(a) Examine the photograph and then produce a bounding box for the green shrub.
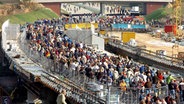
[145,8,168,21]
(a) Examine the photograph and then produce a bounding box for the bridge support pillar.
[41,3,61,16]
[146,2,166,14]
[100,3,105,14]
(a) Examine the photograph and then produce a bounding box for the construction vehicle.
[164,0,183,41]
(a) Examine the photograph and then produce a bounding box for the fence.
[40,71,105,104]
[16,27,171,104]
[97,85,168,104]
[108,39,184,69]
[17,29,106,104]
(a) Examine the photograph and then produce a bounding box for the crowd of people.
[25,17,184,104]
[56,14,147,31]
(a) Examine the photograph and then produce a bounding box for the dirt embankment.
[0,2,44,16]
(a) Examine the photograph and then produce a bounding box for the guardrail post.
[166,85,168,97]
[130,89,132,104]
[83,74,86,88]
[106,87,110,104]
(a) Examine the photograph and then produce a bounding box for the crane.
[173,0,182,28]
[169,0,183,62]
[172,0,182,38]
[165,0,182,38]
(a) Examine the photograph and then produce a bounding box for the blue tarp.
[113,24,128,29]
[113,24,146,29]
[131,24,146,29]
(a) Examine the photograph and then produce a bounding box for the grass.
[0,8,59,28]
[146,1,184,21]
[145,7,171,21]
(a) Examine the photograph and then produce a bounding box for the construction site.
[101,0,184,63]
[0,0,184,104]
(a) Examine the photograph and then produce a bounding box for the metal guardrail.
[91,85,168,104]
[108,39,184,69]
[17,29,106,104]
[119,85,168,104]
[40,71,105,104]
[16,28,171,104]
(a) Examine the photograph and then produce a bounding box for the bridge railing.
[17,28,106,104]
[108,39,184,69]
[18,28,171,104]
[88,85,168,104]
[40,71,105,104]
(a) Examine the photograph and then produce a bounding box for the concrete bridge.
[32,0,172,16]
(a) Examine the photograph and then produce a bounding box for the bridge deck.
[5,40,44,79]
[3,34,106,104]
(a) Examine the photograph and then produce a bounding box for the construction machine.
[165,0,183,40]
[164,0,184,62]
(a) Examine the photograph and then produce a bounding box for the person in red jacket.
[157,72,164,82]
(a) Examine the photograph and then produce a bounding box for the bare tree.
[20,0,32,8]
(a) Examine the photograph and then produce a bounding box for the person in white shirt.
[127,69,133,78]
[56,89,67,104]
[70,47,75,53]
[69,61,78,71]
[161,98,167,104]
[92,63,99,72]
[79,42,83,49]
[113,70,119,81]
